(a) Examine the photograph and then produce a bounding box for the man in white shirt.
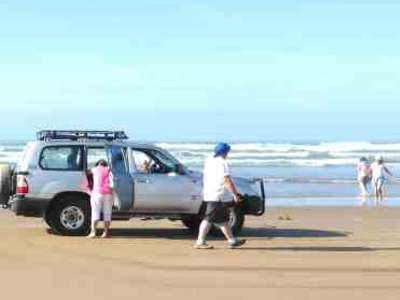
[195,143,246,249]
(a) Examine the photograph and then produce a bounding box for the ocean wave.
[159,141,400,167]
[264,177,357,184]
[2,141,400,167]
[158,141,400,153]
[177,157,360,167]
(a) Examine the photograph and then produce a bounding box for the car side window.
[40,146,83,171]
[149,150,177,174]
[132,148,179,174]
[131,150,153,174]
[87,147,108,169]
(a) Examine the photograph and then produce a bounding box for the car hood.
[187,169,261,198]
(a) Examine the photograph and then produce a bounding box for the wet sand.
[1,207,400,300]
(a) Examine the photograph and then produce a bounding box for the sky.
[1,0,400,141]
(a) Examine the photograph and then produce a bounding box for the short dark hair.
[95,159,108,167]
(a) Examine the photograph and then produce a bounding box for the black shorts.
[204,202,230,224]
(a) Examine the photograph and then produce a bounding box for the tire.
[211,207,245,236]
[182,215,202,232]
[183,207,245,236]
[0,164,11,207]
[48,195,91,236]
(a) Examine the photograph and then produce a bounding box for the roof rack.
[37,130,129,141]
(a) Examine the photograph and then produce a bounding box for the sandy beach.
[0,206,399,300]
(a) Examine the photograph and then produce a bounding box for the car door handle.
[136,178,151,184]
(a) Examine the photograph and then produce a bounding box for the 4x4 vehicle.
[0,130,265,236]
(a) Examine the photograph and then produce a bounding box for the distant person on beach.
[357,157,372,197]
[371,156,393,202]
[194,143,246,249]
[88,159,114,238]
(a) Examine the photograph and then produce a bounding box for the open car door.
[106,145,134,211]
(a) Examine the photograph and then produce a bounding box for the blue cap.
[214,143,231,157]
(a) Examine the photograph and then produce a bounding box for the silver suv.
[0,130,265,236]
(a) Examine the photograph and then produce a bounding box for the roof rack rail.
[37,130,129,141]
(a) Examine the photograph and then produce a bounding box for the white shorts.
[90,193,113,222]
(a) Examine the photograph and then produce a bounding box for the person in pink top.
[88,159,114,238]
[357,157,372,198]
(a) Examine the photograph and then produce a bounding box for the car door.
[105,145,134,211]
[131,148,201,213]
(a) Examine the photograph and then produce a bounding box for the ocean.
[2,140,400,206]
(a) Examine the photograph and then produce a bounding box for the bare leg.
[196,219,212,245]
[219,223,235,242]
[101,221,111,238]
[359,181,368,197]
[220,223,246,248]
[88,220,98,238]
[377,185,384,203]
[359,181,368,206]
[374,179,384,203]
[374,183,379,203]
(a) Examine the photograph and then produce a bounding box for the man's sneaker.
[194,242,214,250]
[228,239,246,249]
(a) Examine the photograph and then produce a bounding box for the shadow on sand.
[108,226,349,240]
[236,246,400,252]
[106,228,400,253]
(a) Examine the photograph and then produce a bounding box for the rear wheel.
[0,164,11,207]
[48,195,91,236]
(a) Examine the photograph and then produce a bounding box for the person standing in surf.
[357,157,372,198]
[371,156,393,202]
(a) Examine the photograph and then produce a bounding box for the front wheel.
[47,195,91,236]
[182,215,202,232]
[182,207,245,236]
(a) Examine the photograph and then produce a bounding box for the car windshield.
[149,150,177,171]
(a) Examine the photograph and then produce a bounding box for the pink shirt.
[91,165,112,195]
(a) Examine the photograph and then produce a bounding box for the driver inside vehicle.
[132,149,183,175]
[139,160,150,173]
[137,159,163,174]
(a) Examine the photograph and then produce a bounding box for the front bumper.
[10,196,49,217]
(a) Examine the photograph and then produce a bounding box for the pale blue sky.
[1,1,400,141]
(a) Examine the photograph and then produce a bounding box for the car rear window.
[40,146,83,171]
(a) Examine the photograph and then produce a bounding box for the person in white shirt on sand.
[194,143,246,250]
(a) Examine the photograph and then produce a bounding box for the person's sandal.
[101,232,110,239]
[194,243,214,250]
[228,239,246,249]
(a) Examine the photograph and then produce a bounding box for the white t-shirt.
[203,156,230,202]
[371,162,386,180]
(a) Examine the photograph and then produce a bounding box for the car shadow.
[241,227,349,238]
[108,226,349,240]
